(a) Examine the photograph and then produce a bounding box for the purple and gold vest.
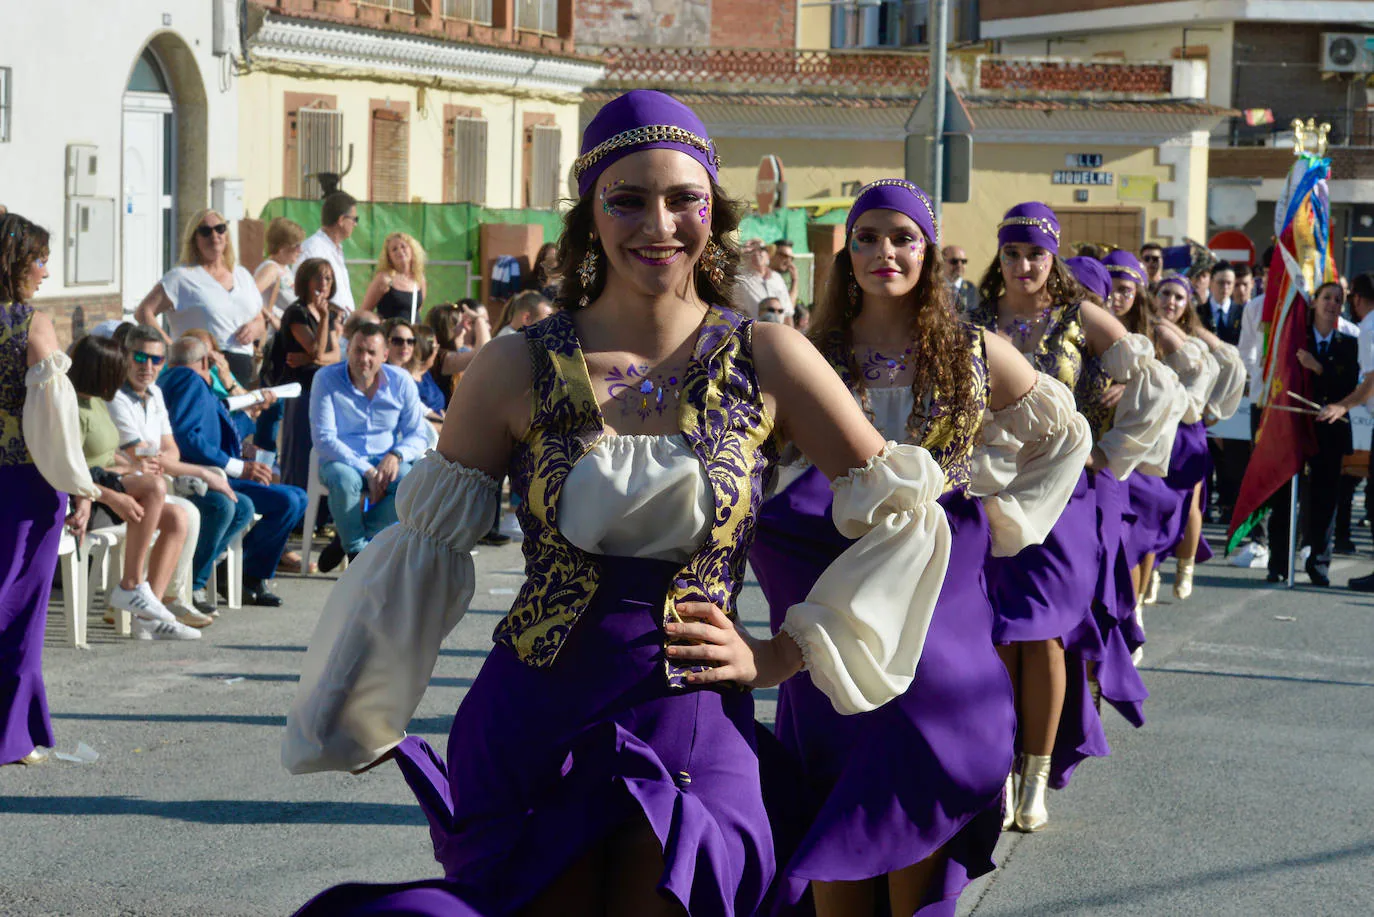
[497,307,779,685]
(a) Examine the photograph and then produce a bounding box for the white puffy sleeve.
[969,373,1092,556]
[1206,341,1247,421]
[779,442,951,715]
[1165,338,1220,425]
[1096,334,1188,479]
[283,452,499,774]
[22,352,100,500]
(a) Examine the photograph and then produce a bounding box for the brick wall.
[34,293,124,350]
[576,0,711,49]
[708,0,794,49]
[1234,22,1371,144]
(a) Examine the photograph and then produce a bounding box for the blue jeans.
[320,459,412,555]
[185,489,255,590]
[228,479,309,580]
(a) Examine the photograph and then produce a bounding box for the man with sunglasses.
[297,191,359,316]
[942,244,977,313]
[1140,243,1165,286]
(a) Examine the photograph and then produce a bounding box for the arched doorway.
[122,48,175,314]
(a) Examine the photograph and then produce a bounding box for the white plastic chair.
[207,513,261,610]
[85,525,130,636]
[56,531,87,648]
[300,449,328,577]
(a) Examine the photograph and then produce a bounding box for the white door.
[121,98,172,314]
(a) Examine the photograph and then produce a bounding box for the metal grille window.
[441,0,493,23]
[452,116,488,204]
[515,0,559,34]
[528,125,561,210]
[299,108,344,200]
[0,68,10,142]
[358,0,415,10]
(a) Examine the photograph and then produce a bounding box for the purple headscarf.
[844,179,939,245]
[997,202,1061,254]
[573,90,720,197]
[1101,249,1147,287]
[1156,273,1192,297]
[1065,256,1111,301]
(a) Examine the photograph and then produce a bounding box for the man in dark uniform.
[1269,282,1360,586]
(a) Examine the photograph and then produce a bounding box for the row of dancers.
[281,90,1244,916]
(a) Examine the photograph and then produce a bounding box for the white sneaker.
[109,582,175,624]
[1250,544,1271,569]
[131,616,203,641]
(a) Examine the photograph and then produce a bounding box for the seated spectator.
[735,237,792,321]
[407,325,447,424]
[757,296,787,324]
[494,290,553,338]
[427,300,490,399]
[178,329,278,440]
[160,336,309,607]
[528,242,562,300]
[383,317,416,368]
[277,257,344,490]
[770,238,799,301]
[342,309,382,351]
[309,322,427,570]
[108,326,248,617]
[68,335,202,638]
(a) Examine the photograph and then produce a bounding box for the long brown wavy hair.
[0,213,50,304]
[554,177,744,312]
[1114,282,1168,357]
[975,252,1087,313]
[809,244,978,443]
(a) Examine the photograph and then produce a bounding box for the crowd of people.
[2,86,1367,915]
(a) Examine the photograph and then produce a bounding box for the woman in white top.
[286,91,957,917]
[254,217,305,328]
[359,232,426,322]
[134,209,265,387]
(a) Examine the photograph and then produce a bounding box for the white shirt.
[160,265,262,356]
[1357,311,1374,378]
[108,383,173,450]
[297,229,355,315]
[1237,295,1265,395]
[734,270,792,320]
[1339,316,1360,338]
[1209,297,1233,329]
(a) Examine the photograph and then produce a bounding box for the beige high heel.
[1174,557,1195,600]
[1014,753,1052,832]
[1003,768,1017,830]
[1143,568,1161,605]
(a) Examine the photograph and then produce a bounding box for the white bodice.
[558,434,711,563]
[866,385,916,444]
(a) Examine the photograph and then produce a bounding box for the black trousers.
[1268,446,1345,577]
[1335,473,1360,543]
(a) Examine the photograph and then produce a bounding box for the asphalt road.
[4,523,1372,916]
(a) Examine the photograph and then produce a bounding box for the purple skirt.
[0,464,65,765]
[749,467,1015,916]
[1161,420,1215,564]
[1089,470,1148,729]
[984,470,1110,788]
[294,554,773,917]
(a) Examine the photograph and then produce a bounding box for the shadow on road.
[2,795,427,826]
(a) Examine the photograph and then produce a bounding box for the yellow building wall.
[796,0,832,50]
[237,70,581,217]
[713,136,904,205]
[999,22,1235,107]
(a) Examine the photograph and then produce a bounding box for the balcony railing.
[441,0,492,24]
[599,46,930,93]
[1227,108,1374,149]
[358,0,415,11]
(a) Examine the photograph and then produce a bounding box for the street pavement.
[4,522,1373,916]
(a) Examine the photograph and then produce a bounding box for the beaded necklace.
[999,306,1053,349]
[858,344,915,384]
[604,363,682,420]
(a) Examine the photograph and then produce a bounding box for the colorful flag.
[1226,152,1336,551]
[1244,108,1276,127]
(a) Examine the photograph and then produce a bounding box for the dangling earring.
[577,233,599,309]
[846,278,861,319]
[698,238,726,286]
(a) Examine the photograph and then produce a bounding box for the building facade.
[0,1,242,340]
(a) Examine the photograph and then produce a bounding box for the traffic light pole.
[928,0,949,227]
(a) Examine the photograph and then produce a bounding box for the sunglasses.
[389,336,415,346]
[131,351,165,366]
[195,223,229,239]
[946,258,967,265]
[1142,255,1162,263]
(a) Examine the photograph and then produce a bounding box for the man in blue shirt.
[160,336,309,607]
[310,321,428,567]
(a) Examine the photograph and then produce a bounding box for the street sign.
[1208,229,1257,265]
[907,75,975,136]
[904,133,971,204]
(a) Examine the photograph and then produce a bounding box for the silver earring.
[577,233,599,309]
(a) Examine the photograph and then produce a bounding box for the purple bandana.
[1066,256,1111,301]
[1102,249,1147,286]
[1156,274,1192,297]
[573,90,720,197]
[845,179,939,245]
[997,202,1061,254]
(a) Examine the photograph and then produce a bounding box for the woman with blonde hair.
[134,209,265,387]
[254,217,306,329]
[361,232,426,322]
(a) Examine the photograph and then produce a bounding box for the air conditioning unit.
[1321,33,1374,73]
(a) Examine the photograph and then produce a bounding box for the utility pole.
[928,0,949,226]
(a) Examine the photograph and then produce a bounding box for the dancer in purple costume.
[968,207,1185,832]
[285,92,959,917]
[749,180,1088,916]
[0,213,100,766]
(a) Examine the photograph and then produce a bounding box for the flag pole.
[1287,472,1299,589]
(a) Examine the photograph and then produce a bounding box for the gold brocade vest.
[971,298,1113,440]
[496,307,779,685]
[823,322,989,492]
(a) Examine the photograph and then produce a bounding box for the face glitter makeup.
[600,179,628,218]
